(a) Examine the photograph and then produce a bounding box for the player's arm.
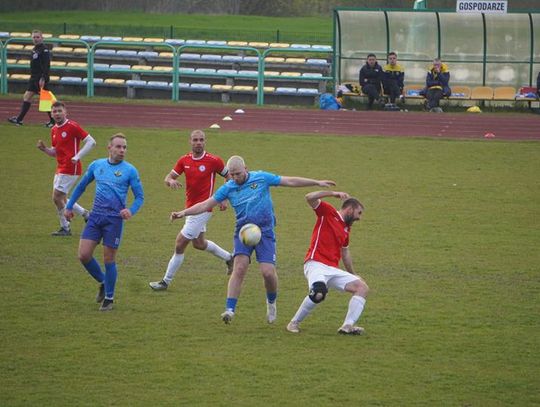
[341,247,356,275]
[164,170,182,189]
[36,140,56,157]
[65,166,95,220]
[71,135,96,164]
[170,197,219,221]
[279,176,336,188]
[305,190,350,209]
[121,171,145,220]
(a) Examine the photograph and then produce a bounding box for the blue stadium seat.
[306,58,328,65]
[102,36,122,41]
[217,69,238,75]
[195,68,217,74]
[275,87,297,94]
[222,55,244,63]
[95,49,116,56]
[290,44,311,49]
[80,35,101,42]
[94,63,110,71]
[138,51,159,58]
[297,88,319,95]
[179,67,196,73]
[117,50,138,57]
[238,70,258,76]
[109,64,131,70]
[207,40,227,46]
[60,76,83,84]
[185,39,206,45]
[190,83,212,91]
[147,81,170,88]
[201,54,222,62]
[180,53,201,60]
[126,80,147,87]
[311,45,332,51]
[82,78,104,84]
[165,39,185,46]
[243,56,258,63]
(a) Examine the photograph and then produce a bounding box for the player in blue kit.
[170,155,335,325]
[65,133,144,311]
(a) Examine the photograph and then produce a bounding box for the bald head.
[227,155,248,185]
[189,129,206,157]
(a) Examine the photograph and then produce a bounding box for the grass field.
[0,11,332,43]
[0,123,539,406]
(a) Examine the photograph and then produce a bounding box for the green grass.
[0,11,332,43]
[0,124,539,406]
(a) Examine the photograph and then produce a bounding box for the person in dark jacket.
[382,52,405,105]
[422,58,451,112]
[8,29,54,127]
[359,54,383,110]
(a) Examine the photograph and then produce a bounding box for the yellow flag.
[39,89,57,112]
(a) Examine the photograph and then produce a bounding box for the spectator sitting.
[421,58,451,112]
[359,53,383,110]
[382,52,405,106]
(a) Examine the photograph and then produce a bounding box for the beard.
[343,214,355,226]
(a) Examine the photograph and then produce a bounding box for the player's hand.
[218,202,228,211]
[170,211,185,222]
[333,191,350,200]
[71,156,79,164]
[318,180,336,188]
[37,140,46,150]
[120,208,132,220]
[64,209,74,221]
[39,78,45,89]
[166,179,182,190]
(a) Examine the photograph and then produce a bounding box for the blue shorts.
[233,229,276,264]
[81,213,124,249]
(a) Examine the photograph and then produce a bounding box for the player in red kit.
[286,190,369,335]
[149,129,233,291]
[37,101,96,236]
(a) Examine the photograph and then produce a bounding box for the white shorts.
[180,212,213,240]
[53,174,79,194]
[304,260,359,292]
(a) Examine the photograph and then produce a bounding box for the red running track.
[0,99,538,140]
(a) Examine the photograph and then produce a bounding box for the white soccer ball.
[239,223,262,247]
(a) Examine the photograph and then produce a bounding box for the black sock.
[17,101,31,122]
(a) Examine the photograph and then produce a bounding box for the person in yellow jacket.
[421,58,451,112]
[382,52,405,105]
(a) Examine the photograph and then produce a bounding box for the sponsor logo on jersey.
[114,171,122,177]
[199,165,206,172]
[250,183,258,189]
[61,131,67,138]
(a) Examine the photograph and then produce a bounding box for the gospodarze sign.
[456,0,508,13]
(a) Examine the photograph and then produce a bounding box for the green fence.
[333,8,540,88]
[1,38,333,105]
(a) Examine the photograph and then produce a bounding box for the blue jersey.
[67,158,144,218]
[213,170,281,233]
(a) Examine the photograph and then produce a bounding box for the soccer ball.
[239,223,262,247]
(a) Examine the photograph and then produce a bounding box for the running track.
[1,99,538,140]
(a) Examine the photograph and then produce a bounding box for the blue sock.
[82,258,104,283]
[104,262,117,300]
[225,297,238,312]
[267,292,277,304]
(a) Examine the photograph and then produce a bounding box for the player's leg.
[8,88,35,125]
[192,231,233,274]
[338,275,369,335]
[51,177,71,235]
[149,230,191,291]
[287,261,328,333]
[221,254,249,323]
[98,217,124,311]
[78,213,106,303]
[255,233,278,323]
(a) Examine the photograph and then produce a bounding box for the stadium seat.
[72,48,88,54]
[275,87,297,94]
[297,88,319,95]
[67,62,88,68]
[104,78,126,85]
[302,72,323,78]
[9,74,30,80]
[53,46,74,53]
[82,77,103,84]
[7,58,18,64]
[285,57,306,64]
[180,53,201,60]
[94,63,110,70]
[116,50,138,57]
[515,86,538,100]
[255,86,276,93]
[110,64,131,70]
[238,70,258,76]
[281,72,302,77]
[60,76,82,84]
[179,67,195,73]
[471,86,494,100]
[126,79,147,87]
[450,86,472,99]
[122,37,143,42]
[201,54,222,61]
[80,35,101,42]
[23,45,34,51]
[264,71,281,76]
[95,49,116,56]
[138,51,159,58]
[147,81,170,88]
[190,83,212,91]
[265,57,285,63]
[0,32,10,38]
[49,75,60,82]
[212,84,233,91]
[195,68,217,74]
[58,34,80,40]
[10,32,31,37]
[51,61,67,67]
[179,82,190,89]
[311,45,332,51]
[306,58,328,65]
[243,56,259,63]
[102,36,122,41]
[207,40,227,46]
[6,44,24,50]
[221,55,244,63]
[290,44,311,49]
[248,42,269,48]
[216,69,238,75]
[493,86,516,100]
[185,39,206,45]
[153,66,173,72]
[269,43,290,48]
[164,39,185,46]
[159,52,174,58]
[144,37,164,43]
[132,65,153,71]
[232,85,254,91]
[227,41,248,46]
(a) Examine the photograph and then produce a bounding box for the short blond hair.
[226,155,245,170]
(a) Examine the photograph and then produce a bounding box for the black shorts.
[27,77,49,93]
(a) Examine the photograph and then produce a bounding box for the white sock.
[57,207,70,229]
[205,240,232,261]
[72,203,87,216]
[343,295,366,326]
[163,253,184,285]
[291,296,318,323]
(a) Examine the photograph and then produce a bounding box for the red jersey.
[304,201,351,268]
[51,119,89,175]
[172,151,226,208]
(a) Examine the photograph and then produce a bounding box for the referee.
[8,29,54,127]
